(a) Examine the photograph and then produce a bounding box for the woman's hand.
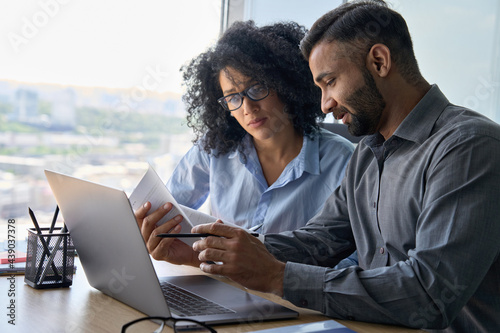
[135,202,201,267]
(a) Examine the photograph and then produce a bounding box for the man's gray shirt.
[265,85,500,332]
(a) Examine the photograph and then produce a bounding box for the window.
[390,0,500,123]
[222,0,343,30]
[0,0,220,243]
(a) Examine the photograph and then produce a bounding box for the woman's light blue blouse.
[166,128,354,233]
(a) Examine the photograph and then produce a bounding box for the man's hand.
[135,202,201,267]
[192,222,285,296]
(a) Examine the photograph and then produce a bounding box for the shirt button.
[379,247,385,254]
[300,299,308,307]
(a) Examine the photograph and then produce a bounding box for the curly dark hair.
[180,20,325,156]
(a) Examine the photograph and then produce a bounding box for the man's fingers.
[197,246,227,262]
[199,262,224,275]
[193,234,228,252]
[192,220,244,239]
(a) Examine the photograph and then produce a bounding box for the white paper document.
[128,165,218,245]
[128,165,259,245]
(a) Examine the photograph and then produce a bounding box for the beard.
[342,69,386,136]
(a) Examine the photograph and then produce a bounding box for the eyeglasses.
[121,316,217,333]
[217,83,269,111]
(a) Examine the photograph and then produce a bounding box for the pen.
[48,205,59,234]
[28,208,61,280]
[157,232,260,238]
[28,207,43,235]
[249,223,263,232]
[42,205,59,265]
[38,224,68,284]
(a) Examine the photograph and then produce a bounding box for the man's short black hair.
[300,0,423,85]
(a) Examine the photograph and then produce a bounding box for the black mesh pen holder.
[25,227,75,289]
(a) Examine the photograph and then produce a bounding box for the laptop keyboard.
[160,281,235,317]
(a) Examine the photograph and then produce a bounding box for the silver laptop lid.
[44,169,171,317]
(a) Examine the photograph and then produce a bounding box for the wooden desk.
[1,258,422,333]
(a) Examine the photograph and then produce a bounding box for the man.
[136,1,500,332]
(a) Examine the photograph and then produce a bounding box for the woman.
[165,20,354,234]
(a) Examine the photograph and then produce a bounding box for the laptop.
[44,169,298,325]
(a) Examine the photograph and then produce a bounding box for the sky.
[0,0,221,94]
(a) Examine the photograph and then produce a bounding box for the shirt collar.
[364,84,450,147]
[226,135,251,161]
[393,84,450,145]
[302,132,320,175]
[231,132,320,177]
